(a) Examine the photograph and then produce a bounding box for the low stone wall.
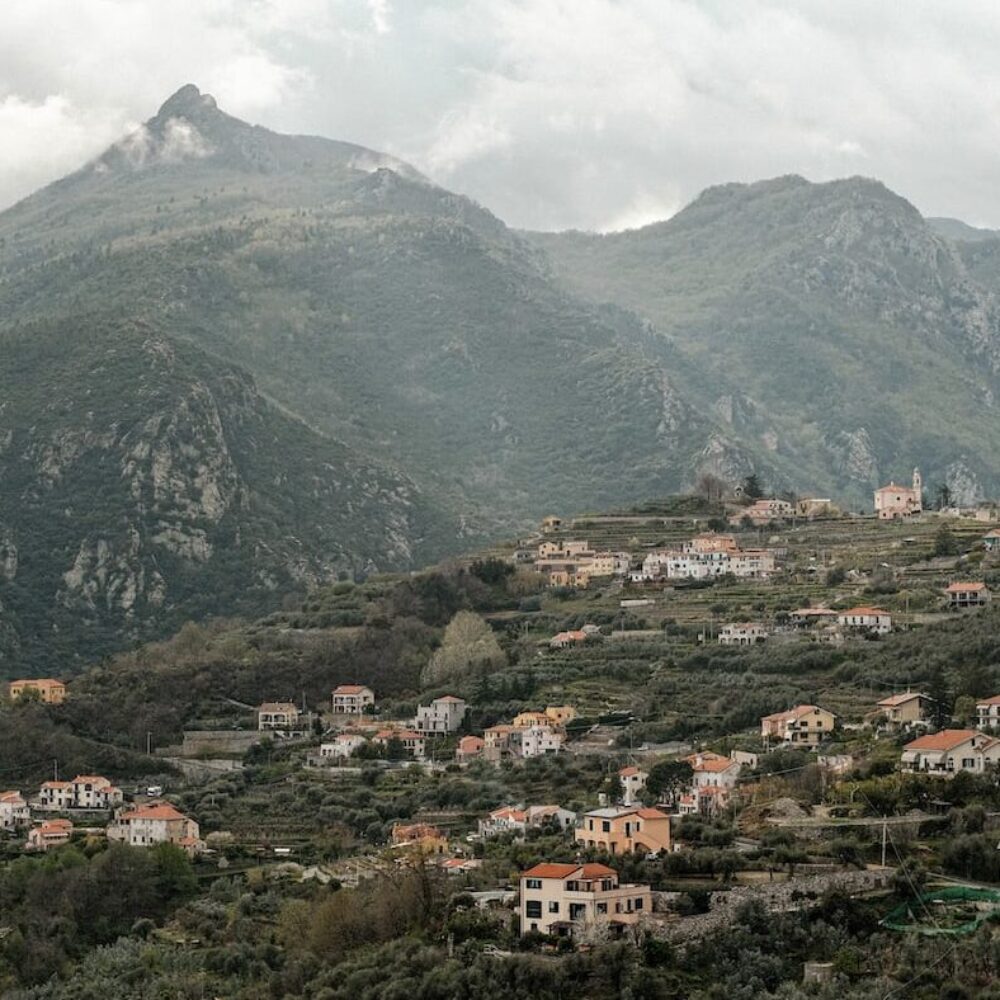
[162,757,245,782]
[654,868,890,943]
[176,730,263,757]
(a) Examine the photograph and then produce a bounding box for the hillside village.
[6,479,1000,993]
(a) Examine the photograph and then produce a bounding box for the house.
[373,729,426,760]
[455,735,484,763]
[513,710,550,728]
[946,582,991,609]
[38,774,123,811]
[877,692,932,727]
[9,678,66,704]
[686,752,741,789]
[976,696,1000,728]
[545,705,578,727]
[26,818,72,851]
[479,806,528,838]
[796,498,838,519]
[331,685,375,715]
[537,539,593,560]
[519,862,652,937]
[575,806,671,855]
[618,766,647,806]
[983,529,1000,552]
[730,498,793,526]
[519,725,565,758]
[541,515,563,533]
[319,734,366,760]
[719,622,768,646]
[483,724,520,763]
[441,857,482,875]
[107,802,201,852]
[837,607,892,635]
[788,608,839,627]
[761,705,836,747]
[391,822,447,855]
[678,785,732,816]
[413,695,467,735]
[874,469,923,520]
[257,702,300,731]
[549,630,589,649]
[526,805,577,830]
[0,791,30,830]
[900,730,992,776]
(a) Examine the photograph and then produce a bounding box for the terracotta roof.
[458,736,484,750]
[71,775,112,785]
[839,607,890,617]
[0,790,24,802]
[688,755,736,773]
[11,678,64,688]
[41,781,72,789]
[333,684,371,695]
[946,582,989,593]
[491,807,527,822]
[38,819,73,832]
[634,807,670,820]
[619,766,642,777]
[434,695,465,703]
[121,803,187,821]
[904,729,980,752]
[522,862,580,879]
[259,702,298,714]
[977,696,1000,707]
[762,704,826,723]
[878,692,927,707]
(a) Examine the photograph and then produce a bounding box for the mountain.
[529,175,1000,505]
[927,217,1000,243]
[0,317,450,673]
[0,85,746,670]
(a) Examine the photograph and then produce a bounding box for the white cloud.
[3,1,1000,229]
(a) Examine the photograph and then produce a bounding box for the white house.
[519,725,565,758]
[977,696,1000,729]
[837,607,892,635]
[319,734,366,760]
[719,622,768,646]
[413,695,467,735]
[37,775,123,811]
[900,730,995,776]
[618,766,647,805]
[686,752,741,789]
[107,802,201,853]
[0,791,30,830]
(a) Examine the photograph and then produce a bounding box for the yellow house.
[513,711,550,728]
[391,822,448,856]
[575,806,671,855]
[9,679,66,704]
[761,705,836,747]
[876,692,932,726]
[519,862,652,937]
[545,705,577,727]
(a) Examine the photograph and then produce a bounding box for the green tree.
[934,525,960,557]
[741,473,764,502]
[927,667,951,727]
[421,611,506,687]
[644,760,694,802]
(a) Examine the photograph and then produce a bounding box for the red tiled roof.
[122,804,187,821]
[619,766,642,777]
[904,729,980,752]
[687,755,736,773]
[259,702,298,713]
[977,695,1000,707]
[522,862,580,879]
[435,695,465,703]
[878,692,926,707]
[839,607,890,617]
[333,684,371,694]
[946,582,989,593]
[634,808,669,820]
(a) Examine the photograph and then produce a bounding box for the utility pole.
[881,818,888,868]
[146,731,152,755]
[53,758,58,782]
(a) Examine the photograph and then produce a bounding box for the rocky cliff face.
[0,321,446,673]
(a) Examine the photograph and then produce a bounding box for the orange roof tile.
[978,695,1000,707]
[688,755,736,773]
[121,804,187,821]
[619,766,642,777]
[634,808,670,820]
[839,607,890,617]
[522,862,581,879]
[904,729,980,752]
[878,692,927,707]
[946,582,989,593]
[333,684,371,694]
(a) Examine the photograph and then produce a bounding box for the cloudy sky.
[3,0,1000,231]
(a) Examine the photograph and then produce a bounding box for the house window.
[525,901,542,919]
[597,902,607,914]
[634,897,644,910]
[548,901,559,913]
[525,878,542,889]
[602,821,611,832]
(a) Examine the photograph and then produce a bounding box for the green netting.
[882,886,1000,936]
